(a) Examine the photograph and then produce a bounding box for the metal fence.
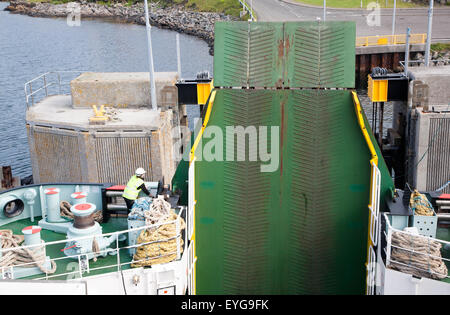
[356,33,427,47]
[24,71,87,108]
[238,0,256,21]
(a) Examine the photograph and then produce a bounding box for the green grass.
[149,0,244,17]
[294,0,425,8]
[431,42,450,52]
[25,0,245,17]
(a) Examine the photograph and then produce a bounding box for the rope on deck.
[0,230,57,274]
[389,231,448,280]
[60,201,103,222]
[131,196,185,268]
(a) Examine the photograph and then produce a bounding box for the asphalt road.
[251,0,450,41]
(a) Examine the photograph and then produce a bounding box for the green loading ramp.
[191,21,394,294]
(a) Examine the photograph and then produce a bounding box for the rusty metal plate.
[284,21,356,88]
[213,22,284,88]
[214,21,355,88]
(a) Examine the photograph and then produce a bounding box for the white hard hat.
[135,168,146,176]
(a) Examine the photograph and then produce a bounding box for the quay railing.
[238,0,256,21]
[383,213,450,283]
[24,71,87,108]
[400,59,450,68]
[356,33,427,47]
[0,207,186,281]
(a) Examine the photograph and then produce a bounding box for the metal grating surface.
[285,22,355,88]
[248,23,283,87]
[213,21,355,88]
[214,22,283,88]
[95,136,152,185]
[285,90,340,293]
[194,22,392,294]
[426,118,450,194]
[214,22,248,87]
[32,128,82,183]
[222,90,273,293]
[194,89,384,294]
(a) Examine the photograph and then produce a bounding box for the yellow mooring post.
[89,105,108,125]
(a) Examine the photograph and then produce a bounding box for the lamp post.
[144,0,157,110]
[392,0,397,35]
[424,0,434,67]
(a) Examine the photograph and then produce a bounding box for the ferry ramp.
[189,21,395,294]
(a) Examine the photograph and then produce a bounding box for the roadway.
[250,0,450,42]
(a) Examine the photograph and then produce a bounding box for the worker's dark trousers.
[123,197,135,212]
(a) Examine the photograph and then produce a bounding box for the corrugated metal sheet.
[29,125,158,185]
[94,135,153,185]
[32,127,82,183]
[426,118,450,194]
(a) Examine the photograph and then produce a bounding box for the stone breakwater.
[5,1,237,54]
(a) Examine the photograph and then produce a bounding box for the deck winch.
[63,203,116,260]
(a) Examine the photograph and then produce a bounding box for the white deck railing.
[366,161,381,295]
[0,207,186,281]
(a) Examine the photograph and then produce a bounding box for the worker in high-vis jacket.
[122,168,151,211]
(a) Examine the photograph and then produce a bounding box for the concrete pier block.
[26,71,184,186]
[70,72,179,108]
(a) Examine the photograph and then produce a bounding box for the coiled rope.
[60,201,103,222]
[390,231,448,280]
[0,230,56,274]
[410,190,434,216]
[131,197,185,267]
[143,196,172,227]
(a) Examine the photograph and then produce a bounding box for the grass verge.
[25,0,246,17]
[293,0,426,9]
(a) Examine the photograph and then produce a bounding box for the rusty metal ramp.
[213,21,356,88]
[190,21,394,294]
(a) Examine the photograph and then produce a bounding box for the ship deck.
[1,216,135,281]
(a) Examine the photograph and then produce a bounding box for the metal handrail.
[238,0,256,21]
[1,207,185,281]
[356,33,427,47]
[400,59,450,68]
[24,71,88,108]
[351,91,382,295]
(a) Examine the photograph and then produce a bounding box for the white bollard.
[21,226,42,246]
[44,188,61,223]
[71,191,88,205]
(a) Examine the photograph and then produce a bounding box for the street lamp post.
[323,0,326,21]
[392,0,397,35]
[143,0,157,110]
[424,0,434,67]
